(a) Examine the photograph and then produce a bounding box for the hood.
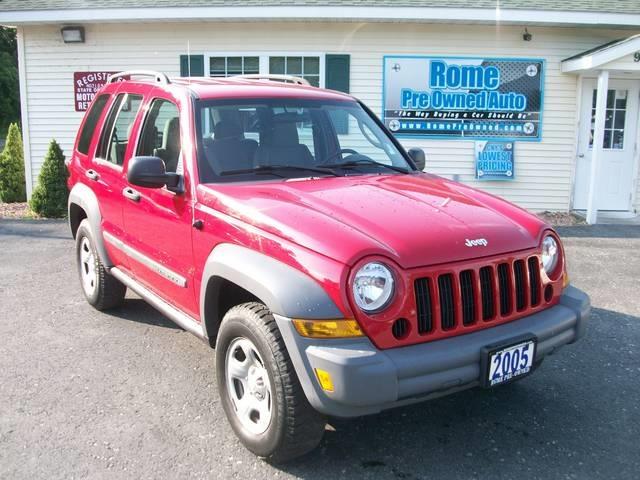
[198,173,547,269]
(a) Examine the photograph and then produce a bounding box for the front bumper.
[274,285,590,418]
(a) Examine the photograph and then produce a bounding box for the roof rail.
[108,70,171,85]
[234,74,310,86]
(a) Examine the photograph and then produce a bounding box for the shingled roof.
[1,0,639,13]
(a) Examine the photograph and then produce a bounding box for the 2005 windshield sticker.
[475,141,514,180]
[383,56,544,140]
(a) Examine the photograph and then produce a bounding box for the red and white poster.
[73,71,117,112]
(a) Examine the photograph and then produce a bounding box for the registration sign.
[73,71,118,112]
[481,336,537,388]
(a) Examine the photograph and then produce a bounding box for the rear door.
[89,87,147,268]
[121,90,199,318]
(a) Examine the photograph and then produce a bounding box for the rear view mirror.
[127,156,181,191]
[408,148,426,171]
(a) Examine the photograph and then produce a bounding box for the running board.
[110,267,207,341]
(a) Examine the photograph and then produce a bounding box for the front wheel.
[216,303,326,463]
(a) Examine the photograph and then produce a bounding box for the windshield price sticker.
[383,56,544,140]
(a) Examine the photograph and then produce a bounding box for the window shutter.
[180,55,205,77]
[325,54,350,134]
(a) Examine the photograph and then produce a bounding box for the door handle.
[85,169,99,181]
[122,187,141,202]
[577,153,585,158]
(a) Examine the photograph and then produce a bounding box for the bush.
[29,139,68,218]
[0,122,26,202]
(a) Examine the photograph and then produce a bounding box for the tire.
[75,219,126,310]
[216,302,326,463]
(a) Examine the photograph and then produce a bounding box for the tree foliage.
[0,123,26,202]
[29,140,68,217]
[0,27,20,138]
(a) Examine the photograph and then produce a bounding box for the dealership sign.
[73,71,117,111]
[475,141,515,180]
[383,56,544,140]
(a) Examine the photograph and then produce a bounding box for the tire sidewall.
[216,313,286,458]
[75,221,100,305]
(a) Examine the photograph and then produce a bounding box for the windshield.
[195,98,413,182]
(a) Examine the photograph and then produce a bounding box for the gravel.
[1,219,639,480]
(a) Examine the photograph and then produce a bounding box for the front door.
[121,91,199,319]
[574,79,639,211]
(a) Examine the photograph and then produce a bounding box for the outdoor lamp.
[61,26,85,43]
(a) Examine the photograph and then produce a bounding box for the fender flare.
[68,183,113,267]
[199,243,343,338]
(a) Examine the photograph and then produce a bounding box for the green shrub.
[0,122,26,202]
[29,139,68,218]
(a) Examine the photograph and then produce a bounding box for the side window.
[96,93,143,166]
[77,94,109,155]
[137,99,181,173]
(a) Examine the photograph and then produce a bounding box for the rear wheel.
[216,303,326,463]
[75,219,126,310]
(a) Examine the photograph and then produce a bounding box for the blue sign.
[383,56,545,140]
[475,141,515,180]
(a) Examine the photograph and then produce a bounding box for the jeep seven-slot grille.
[414,255,543,336]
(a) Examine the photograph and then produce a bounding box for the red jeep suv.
[68,70,590,462]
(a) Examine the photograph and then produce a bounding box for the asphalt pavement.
[1,219,639,480]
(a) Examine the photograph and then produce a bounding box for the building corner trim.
[16,26,32,198]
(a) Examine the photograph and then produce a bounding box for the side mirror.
[127,156,181,190]
[408,147,426,171]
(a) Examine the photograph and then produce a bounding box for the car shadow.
[274,307,640,479]
[107,298,181,330]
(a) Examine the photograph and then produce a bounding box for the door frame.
[571,75,640,214]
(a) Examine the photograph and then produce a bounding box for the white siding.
[21,22,631,211]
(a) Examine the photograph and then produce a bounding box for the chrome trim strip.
[110,267,206,341]
[103,231,187,288]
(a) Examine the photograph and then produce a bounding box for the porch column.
[586,70,609,224]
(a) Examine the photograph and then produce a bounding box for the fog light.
[315,368,334,392]
[292,319,363,338]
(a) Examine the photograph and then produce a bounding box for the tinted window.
[77,94,109,155]
[96,93,143,166]
[137,99,181,173]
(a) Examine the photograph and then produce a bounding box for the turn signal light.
[292,319,363,338]
[314,368,335,392]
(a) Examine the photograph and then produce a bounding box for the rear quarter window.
[77,94,110,155]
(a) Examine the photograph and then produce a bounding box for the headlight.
[541,235,559,275]
[352,262,395,312]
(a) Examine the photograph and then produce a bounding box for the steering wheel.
[339,148,359,157]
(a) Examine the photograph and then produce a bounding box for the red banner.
[73,71,117,112]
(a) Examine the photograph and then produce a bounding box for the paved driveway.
[1,220,639,480]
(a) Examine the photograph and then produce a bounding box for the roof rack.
[234,74,310,86]
[108,70,171,85]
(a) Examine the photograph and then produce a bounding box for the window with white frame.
[205,53,324,87]
[209,56,259,77]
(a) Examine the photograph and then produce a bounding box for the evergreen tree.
[29,139,68,217]
[0,122,26,202]
[0,27,20,138]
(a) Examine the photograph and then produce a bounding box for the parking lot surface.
[1,219,639,480]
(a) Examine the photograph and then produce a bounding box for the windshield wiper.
[221,164,340,177]
[323,159,409,174]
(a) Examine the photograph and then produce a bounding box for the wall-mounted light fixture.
[523,28,532,42]
[61,26,85,43]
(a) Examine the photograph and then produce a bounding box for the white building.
[1,1,639,223]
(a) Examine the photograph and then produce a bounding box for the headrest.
[214,121,243,140]
[163,117,180,148]
[271,121,299,147]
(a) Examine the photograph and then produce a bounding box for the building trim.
[16,26,32,198]
[562,35,640,73]
[1,6,640,27]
